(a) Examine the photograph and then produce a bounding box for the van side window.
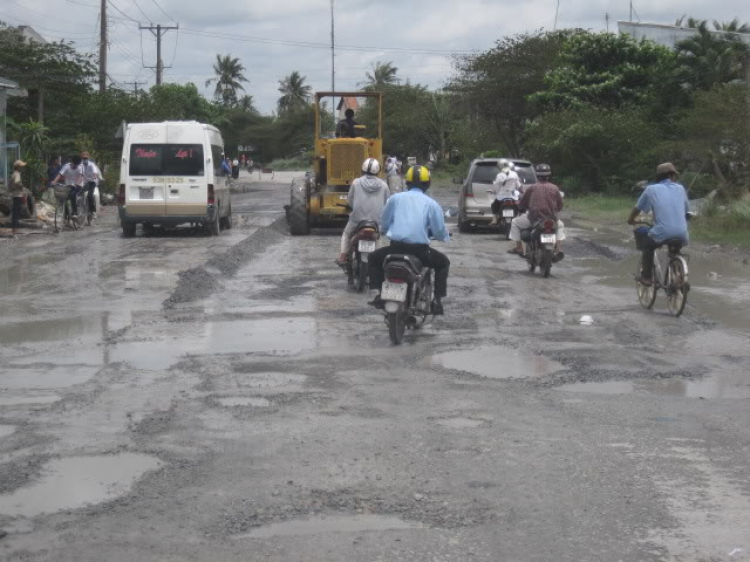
[211,145,224,177]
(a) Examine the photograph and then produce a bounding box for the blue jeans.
[68,186,81,216]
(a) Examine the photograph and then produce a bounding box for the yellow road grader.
[287,91,384,235]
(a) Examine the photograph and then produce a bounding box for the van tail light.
[387,278,406,284]
[207,184,215,205]
[118,184,125,205]
[543,219,555,233]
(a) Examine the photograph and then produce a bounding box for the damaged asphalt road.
[0,181,748,561]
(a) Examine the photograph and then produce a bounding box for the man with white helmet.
[336,158,391,265]
[490,159,522,226]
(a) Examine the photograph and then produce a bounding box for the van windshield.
[129,144,205,176]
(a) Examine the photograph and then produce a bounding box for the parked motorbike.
[380,254,435,345]
[498,198,519,240]
[345,220,379,292]
[521,218,559,278]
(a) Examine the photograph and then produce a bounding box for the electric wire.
[149,0,176,24]
[130,0,152,23]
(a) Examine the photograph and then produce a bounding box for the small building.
[618,21,750,49]
[337,96,358,121]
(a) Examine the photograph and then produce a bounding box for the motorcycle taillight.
[543,219,555,233]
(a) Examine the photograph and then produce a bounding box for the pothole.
[217,397,271,407]
[0,366,99,390]
[437,417,487,429]
[556,378,750,399]
[431,346,562,379]
[0,453,161,517]
[237,515,424,539]
[0,395,61,407]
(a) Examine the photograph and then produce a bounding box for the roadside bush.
[268,153,312,171]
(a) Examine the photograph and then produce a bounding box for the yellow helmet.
[405,165,431,191]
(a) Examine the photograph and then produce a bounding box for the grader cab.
[287,91,384,235]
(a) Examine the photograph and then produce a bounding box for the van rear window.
[129,144,205,176]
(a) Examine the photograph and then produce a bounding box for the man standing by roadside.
[81,151,103,219]
[9,160,27,235]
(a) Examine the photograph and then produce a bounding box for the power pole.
[330,0,335,93]
[124,81,145,95]
[139,23,178,85]
[629,0,633,22]
[99,0,107,93]
[605,12,610,33]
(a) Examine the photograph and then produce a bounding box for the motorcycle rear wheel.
[542,249,553,278]
[355,258,367,292]
[388,304,406,345]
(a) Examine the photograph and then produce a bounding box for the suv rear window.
[129,144,205,176]
[471,162,536,184]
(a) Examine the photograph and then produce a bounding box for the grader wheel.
[288,178,310,235]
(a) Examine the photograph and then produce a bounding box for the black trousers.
[641,238,682,279]
[86,181,96,213]
[11,196,23,229]
[369,241,450,299]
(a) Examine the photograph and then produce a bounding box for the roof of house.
[336,97,359,111]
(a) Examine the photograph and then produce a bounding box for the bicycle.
[633,222,690,317]
[53,184,86,233]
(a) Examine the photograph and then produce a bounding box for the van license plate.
[502,209,515,217]
[358,240,376,253]
[381,282,407,302]
[139,187,154,200]
[540,234,556,244]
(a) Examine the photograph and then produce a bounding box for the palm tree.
[365,61,399,87]
[712,18,750,33]
[675,15,706,28]
[237,95,257,113]
[205,54,249,106]
[675,22,749,91]
[277,71,312,114]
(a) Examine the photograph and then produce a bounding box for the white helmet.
[497,158,510,171]
[362,158,381,175]
[508,161,516,171]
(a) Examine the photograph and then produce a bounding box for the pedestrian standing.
[10,160,27,235]
[232,157,240,180]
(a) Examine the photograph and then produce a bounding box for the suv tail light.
[465,183,474,197]
[117,184,125,205]
[543,219,555,233]
[207,184,215,205]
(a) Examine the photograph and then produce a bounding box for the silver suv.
[454,158,536,232]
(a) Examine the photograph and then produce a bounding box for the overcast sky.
[2,0,748,113]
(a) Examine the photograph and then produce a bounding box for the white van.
[118,121,232,237]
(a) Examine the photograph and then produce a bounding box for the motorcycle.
[380,254,435,345]
[521,218,559,278]
[497,198,519,240]
[345,220,379,292]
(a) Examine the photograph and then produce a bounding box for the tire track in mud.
[163,218,287,309]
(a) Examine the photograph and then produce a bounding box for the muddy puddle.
[0,315,105,345]
[437,417,487,428]
[239,515,424,539]
[0,453,161,518]
[0,425,17,439]
[237,372,308,390]
[431,346,563,379]
[556,375,750,399]
[110,318,319,370]
[0,394,60,407]
[217,397,271,407]
[0,366,99,390]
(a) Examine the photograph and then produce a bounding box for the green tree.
[675,15,706,28]
[8,119,50,191]
[205,54,249,106]
[365,61,399,87]
[712,18,750,33]
[450,30,572,155]
[277,71,311,114]
[237,95,257,113]
[675,22,749,91]
[530,32,677,111]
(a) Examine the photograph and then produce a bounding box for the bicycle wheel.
[636,257,657,309]
[74,196,86,229]
[666,258,688,317]
[54,199,63,233]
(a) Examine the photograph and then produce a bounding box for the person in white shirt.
[490,159,521,226]
[54,156,86,217]
[81,151,103,218]
[385,156,403,193]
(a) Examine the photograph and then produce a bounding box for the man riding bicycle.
[368,165,450,315]
[53,156,85,217]
[81,151,103,219]
[627,163,689,286]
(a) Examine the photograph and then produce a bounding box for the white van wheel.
[205,206,221,236]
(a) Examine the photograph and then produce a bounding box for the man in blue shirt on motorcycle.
[368,165,450,315]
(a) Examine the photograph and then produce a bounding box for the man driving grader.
[287,91,385,235]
